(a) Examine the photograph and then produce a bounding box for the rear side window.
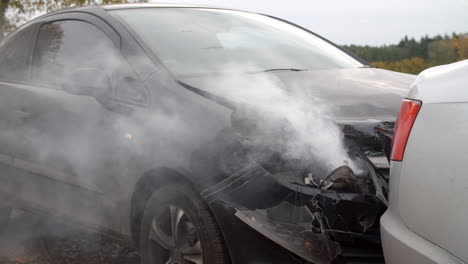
[0,25,35,82]
[33,20,119,87]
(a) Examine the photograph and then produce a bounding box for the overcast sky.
[149,0,468,46]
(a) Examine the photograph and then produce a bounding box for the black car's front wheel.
[140,184,229,264]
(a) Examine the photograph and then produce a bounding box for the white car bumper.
[381,161,464,264]
[381,208,463,264]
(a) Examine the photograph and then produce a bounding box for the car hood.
[177,67,415,122]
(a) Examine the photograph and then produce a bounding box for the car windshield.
[110,8,364,76]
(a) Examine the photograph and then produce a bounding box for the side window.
[33,20,118,87]
[33,20,149,105]
[0,25,35,82]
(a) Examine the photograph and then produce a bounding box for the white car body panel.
[382,59,468,264]
[408,60,468,103]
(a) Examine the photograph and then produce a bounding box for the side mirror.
[114,76,149,104]
[62,68,111,99]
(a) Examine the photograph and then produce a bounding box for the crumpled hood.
[178,67,415,122]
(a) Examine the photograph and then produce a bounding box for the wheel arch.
[130,166,194,248]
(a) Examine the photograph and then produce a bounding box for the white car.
[381,59,468,263]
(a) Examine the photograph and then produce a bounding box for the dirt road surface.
[0,210,140,264]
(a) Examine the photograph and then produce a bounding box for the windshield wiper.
[248,68,309,74]
[263,68,309,72]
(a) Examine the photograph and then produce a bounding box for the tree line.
[343,33,468,74]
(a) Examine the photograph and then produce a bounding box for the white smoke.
[200,65,359,174]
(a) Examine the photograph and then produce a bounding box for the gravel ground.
[0,210,140,264]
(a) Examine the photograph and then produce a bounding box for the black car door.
[0,24,39,202]
[0,13,149,229]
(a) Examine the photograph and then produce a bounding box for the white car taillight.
[391,99,422,161]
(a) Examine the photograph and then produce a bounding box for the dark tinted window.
[33,20,119,87]
[0,25,35,82]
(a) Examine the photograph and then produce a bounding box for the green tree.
[372,57,429,74]
[427,40,457,65]
[344,32,468,74]
[453,37,468,60]
[0,0,148,42]
[0,0,9,42]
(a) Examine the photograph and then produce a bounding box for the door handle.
[6,110,32,125]
[4,110,31,127]
[13,110,32,120]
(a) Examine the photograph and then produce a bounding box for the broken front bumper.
[202,159,387,263]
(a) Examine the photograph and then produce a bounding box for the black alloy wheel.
[139,184,229,264]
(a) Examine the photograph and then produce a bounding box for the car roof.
[101,3,219,10]
[24,3,242,29]
[32,3,248,23]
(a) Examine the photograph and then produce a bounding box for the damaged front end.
[178,67,410,263]
[196,117,393,263]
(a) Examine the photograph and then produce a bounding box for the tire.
[140,183,230,264]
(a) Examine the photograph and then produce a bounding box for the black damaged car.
[0,4,414,264]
